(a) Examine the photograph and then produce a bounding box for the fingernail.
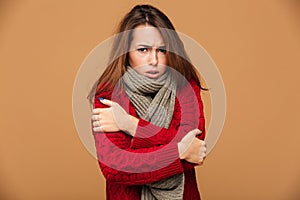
[99,97,104,101]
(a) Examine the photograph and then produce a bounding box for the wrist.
[127,115,139,136]
[177,142,185,159]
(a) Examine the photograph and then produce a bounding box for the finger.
[181,129,198,143]
[193,129,201,136]
[200,150,206,156]
[199,152,206,158]
[93,121,100,127]
[93,126,103,132]
[99,98,113,107]
[196,129,202,136]
[91,115,99,121]
[92,108,102,114]
[198,157,204,163]
[198,158,205,166]
[199,140,206,147]
[200,146,207,152]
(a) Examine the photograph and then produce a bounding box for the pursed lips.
[145,70,159,74]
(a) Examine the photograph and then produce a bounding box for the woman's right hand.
[177,129,206,164]
[92,98,138,136]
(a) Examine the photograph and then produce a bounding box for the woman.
[90,4,207,200]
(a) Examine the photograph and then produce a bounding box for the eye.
[137,48,148,53]
[158,48,167,54]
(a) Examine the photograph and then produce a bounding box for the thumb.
[99,98,113,107]
[181,129,199,143]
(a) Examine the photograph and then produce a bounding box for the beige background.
[0,0,300,199]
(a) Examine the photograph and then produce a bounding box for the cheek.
[160,66,168,74]
[128,52,145,67]
[161,57,168,65]
[157,54,168,66]
[159,57,168,73]
[128,52,135,67]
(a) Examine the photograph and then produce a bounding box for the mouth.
[145,70,160,78]
[146,70,159,74]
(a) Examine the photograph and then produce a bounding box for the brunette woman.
[90,4,207,200]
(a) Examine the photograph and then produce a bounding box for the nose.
[149,49,158,66]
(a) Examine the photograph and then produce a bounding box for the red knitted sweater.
[93,79,206,200]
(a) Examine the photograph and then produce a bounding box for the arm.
[130,80,206,149]
[92,93,184,185]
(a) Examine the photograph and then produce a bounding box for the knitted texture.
[93,79,206,200]
[122,67,176,128]
[141,174,184,200]
[122,67,184,200]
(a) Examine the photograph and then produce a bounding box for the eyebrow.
[136,44,166,48]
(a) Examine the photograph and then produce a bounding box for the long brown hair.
[88,4,207,103]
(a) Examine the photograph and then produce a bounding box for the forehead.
[130,25,165,46]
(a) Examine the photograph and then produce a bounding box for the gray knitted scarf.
[122,67,184,200]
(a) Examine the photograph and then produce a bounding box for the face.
[128,24,168,79]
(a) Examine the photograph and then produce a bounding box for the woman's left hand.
[92,99,138,136]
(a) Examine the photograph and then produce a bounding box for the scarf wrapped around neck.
[122,66,184,200]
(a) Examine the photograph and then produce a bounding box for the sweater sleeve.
[130,80,206,149]
[92,92,184,185]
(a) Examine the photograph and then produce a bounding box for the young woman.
[90,4,207,200]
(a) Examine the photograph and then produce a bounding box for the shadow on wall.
[287,1,300,198]
[290,178,300,200]
[290,0,300,9]
[0,0,11,14]
[289,0,300,33]
[0,0,18,31]
[286,0,300,191]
